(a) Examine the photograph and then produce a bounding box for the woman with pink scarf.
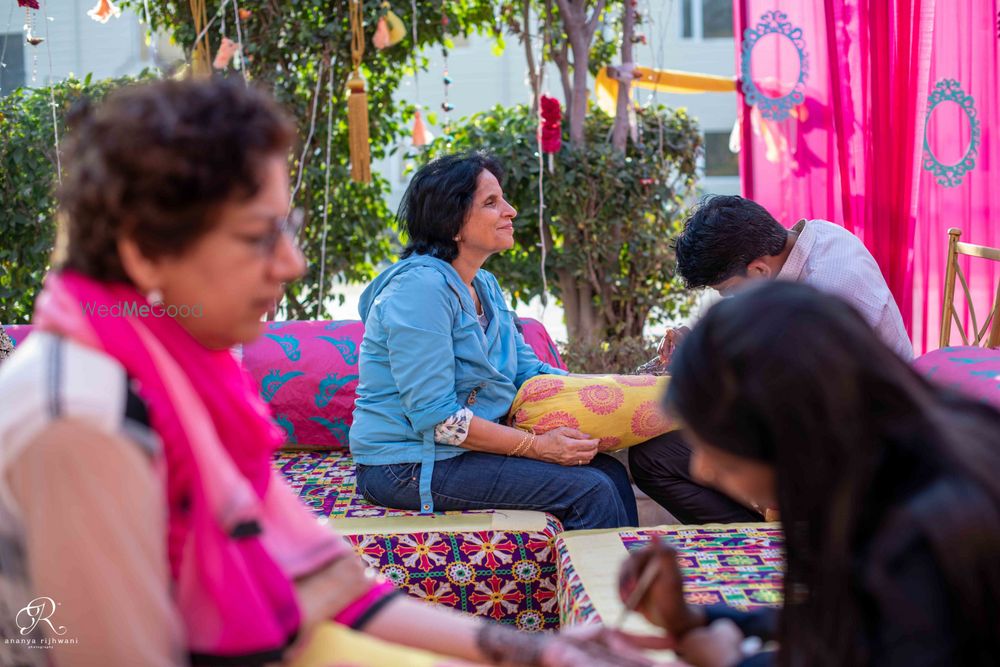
[0,79,652,667]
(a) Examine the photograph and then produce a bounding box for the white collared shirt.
[778,220,914,360]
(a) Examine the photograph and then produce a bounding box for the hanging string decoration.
[438,8,454,139]
[373,1,405,49]
[539,94,562,173]
[19,0,43,46]
[87,0,121,23]
[347,0,372,183]
[408,0,429,147]
[230,0,249,81]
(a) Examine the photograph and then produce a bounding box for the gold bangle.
[509,430,533,457]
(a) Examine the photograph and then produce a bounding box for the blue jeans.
[356,452,638,531]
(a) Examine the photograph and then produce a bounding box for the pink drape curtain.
[735,0,998,353]
[911,2,1000,351]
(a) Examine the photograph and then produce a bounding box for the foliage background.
[1,1,701,343]
[0,74,150,323]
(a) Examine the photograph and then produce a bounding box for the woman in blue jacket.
[350,152,637,530]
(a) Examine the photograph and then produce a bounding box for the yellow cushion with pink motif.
[508,374,677,450]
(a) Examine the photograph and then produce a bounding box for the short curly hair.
[55,77,296,283]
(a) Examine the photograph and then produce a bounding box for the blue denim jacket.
[349,254,566,512]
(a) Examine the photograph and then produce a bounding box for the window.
[0,34,25,96]
[703,0,734,38]
[681,0,734,40]
[703,131,739,177]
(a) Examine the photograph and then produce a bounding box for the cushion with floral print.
[508,374,677,450]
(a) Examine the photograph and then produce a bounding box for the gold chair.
[940,228,1000,349]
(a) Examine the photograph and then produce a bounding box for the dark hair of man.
[55,77,295,283]
[399,151,505,263]
[666,281,1000,666]
[674,194,789,288]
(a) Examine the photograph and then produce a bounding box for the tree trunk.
[610,2,634,151]
[523,0,541,114]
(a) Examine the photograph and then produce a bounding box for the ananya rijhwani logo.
[6,597,79,649]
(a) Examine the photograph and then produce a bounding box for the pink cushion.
[4,324,34,348]
[242,321,364,449]
[519,317,566,371]
[914,346,1000,409]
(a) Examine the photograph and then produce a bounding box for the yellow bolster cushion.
[508,374,677,450]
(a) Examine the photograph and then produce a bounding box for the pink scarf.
[34,271,348,659]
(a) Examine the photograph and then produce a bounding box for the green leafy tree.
[0,73,153,324]
[123,0,500,319]
[422,102,701,341]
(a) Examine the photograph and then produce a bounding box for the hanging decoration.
[373,1,405,49]
[19,0,43,46]
[539,94,562,173]
[213,36,240,69]
[230,0,248,81]
[87,0,121,23]
[188,0,212,77]
[411,109,428,146]
[347,0,372,183]
[408,0,429,147]
[439,7,453,139]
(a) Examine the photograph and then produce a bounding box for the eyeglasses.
[240,209,305,257]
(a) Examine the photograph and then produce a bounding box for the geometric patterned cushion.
[275,449,564,631]
[914,345,1000,409]
[556,524,784,630]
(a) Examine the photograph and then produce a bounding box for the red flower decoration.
[18,0,40,8]
[539,94,562,154]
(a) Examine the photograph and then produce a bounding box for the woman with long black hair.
[619,281,1000,666]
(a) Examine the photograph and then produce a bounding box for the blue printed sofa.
[5,319,567,631]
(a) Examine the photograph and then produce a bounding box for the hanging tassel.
[87,0,121,23]
[411,109,428,146]
[347,0,371,182]
[373,17,390,49]
[347,75,372,183]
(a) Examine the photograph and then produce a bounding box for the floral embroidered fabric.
[434,407,474,445]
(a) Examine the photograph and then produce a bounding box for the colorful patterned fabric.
[509,374,677,450]
[274,450,563,630]
[914,346,1000,409]
[556,524,784,630]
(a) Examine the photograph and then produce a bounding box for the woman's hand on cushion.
[530,427,599,466]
